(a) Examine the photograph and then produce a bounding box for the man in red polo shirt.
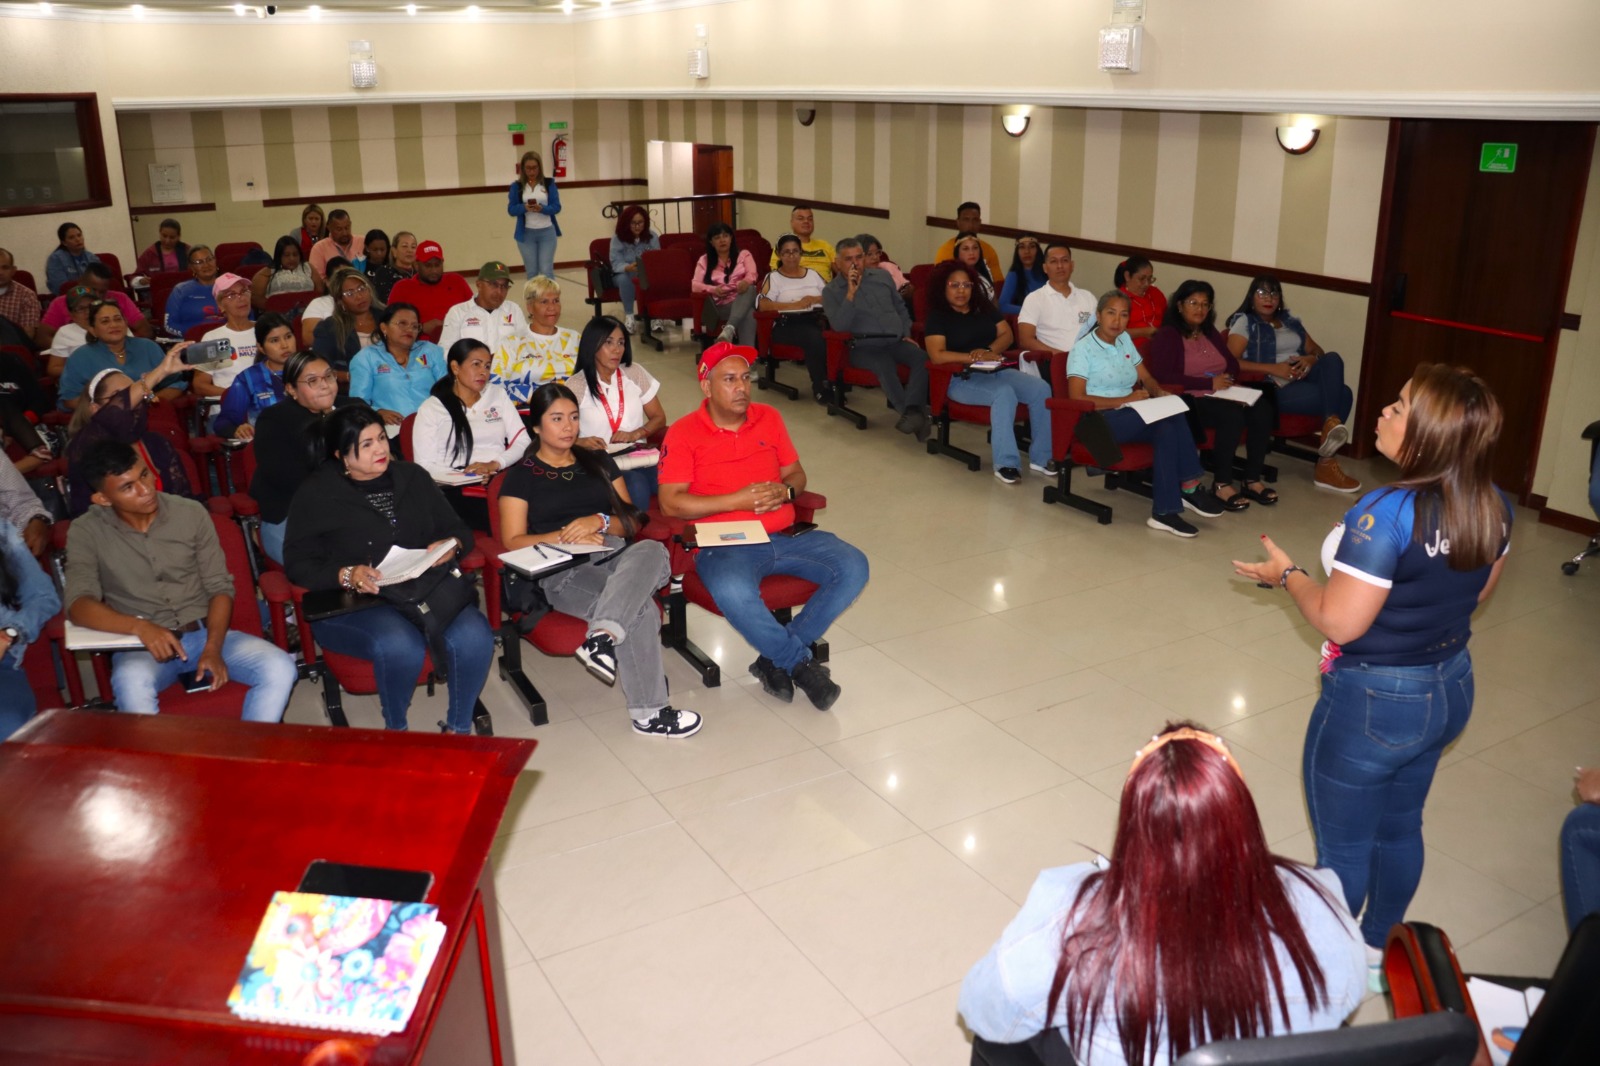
[659,343,869,710]
[386,240,472,342]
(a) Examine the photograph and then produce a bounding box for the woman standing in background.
[508,150,563,281]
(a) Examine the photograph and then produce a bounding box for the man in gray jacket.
[822,237,929,439]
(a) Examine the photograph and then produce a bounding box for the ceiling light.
[599,0,611,7]
[234,2,246,13]
[308,4,322,18]
[38,1,53,13]
[130,3,145,16]
[466,3,479,15]
[405,2,416,12]
[561,0,574,12]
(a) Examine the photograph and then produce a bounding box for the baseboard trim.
[1528,494,1600,537]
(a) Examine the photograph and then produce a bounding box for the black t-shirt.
[357,469,398,524]
[925,307,1002,353]
[501,452,622,534]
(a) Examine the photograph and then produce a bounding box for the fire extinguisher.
[551,135,569,179]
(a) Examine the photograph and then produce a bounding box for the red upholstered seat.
[1041,351,1155,525]
[635,248,699,353]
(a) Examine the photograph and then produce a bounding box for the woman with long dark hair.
[215,311,297,440]
[358,228,403,301]
[952,234,996,302]
[412,338,528,528]
[691,222,757,345]
[251,235,315,311]
[998,236,1047,316]
[962,722,1365,1064]
[498,382,698,739]
[508,150,563,280]
[1234,364,1509,988]
[608,204,658,334]
[1115,256,1166,356]
[312,267,384,373]
[249,350,353,563]
[567,316,667,507]
[135,218,189,277]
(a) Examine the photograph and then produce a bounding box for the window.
[0,94,112,218]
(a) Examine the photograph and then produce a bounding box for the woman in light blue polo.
[507,150,562,281]
[349,302,446,426]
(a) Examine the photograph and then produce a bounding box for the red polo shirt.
[660,401,798,532]
[388,273,473,341]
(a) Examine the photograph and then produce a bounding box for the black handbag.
[378,563,478,682]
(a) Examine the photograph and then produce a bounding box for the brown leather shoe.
[1314,457,1361,493]
[1318,416,1351,457]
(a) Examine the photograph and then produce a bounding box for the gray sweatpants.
[541,539,671,720]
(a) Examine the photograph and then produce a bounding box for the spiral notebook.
[226,891,446,1035]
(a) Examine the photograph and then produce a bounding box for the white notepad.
[64,622,146,651]
[1122,394,1189,423]
[1210,386,1264,406]
[375,542,456,586]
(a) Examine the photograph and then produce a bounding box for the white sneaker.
[717,324,736,343]
[623,313,637,335]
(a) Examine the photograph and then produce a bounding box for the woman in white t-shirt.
[411,338,529,530]
[758,233,830,403]
[567,315,667,507]
[45,286,97,377]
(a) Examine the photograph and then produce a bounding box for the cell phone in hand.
[177,668,212,693]
[183,338,233,366]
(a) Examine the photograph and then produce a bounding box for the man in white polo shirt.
[1016,242,1097,378]
[439,260,528,357]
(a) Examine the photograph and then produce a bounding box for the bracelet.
[1280,565,1308,589]
[340,566,354,590]
[598,512,611,534]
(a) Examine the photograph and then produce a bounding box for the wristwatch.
[785,484,796,502]
[1,626,20,644]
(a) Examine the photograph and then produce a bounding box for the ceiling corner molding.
[0,0,747,24]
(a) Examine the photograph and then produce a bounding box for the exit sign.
[1480,143,1517,173]
[548,121,569,130]
[506,123,526,132]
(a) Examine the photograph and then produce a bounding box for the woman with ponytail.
[411,339,528,529]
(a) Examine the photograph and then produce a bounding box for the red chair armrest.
[1021,349,1054,367]
[793,491,826,518]
[51,520,70,551]
[259,570,293,604]
[227,492,260,516]
[461,548,485,572]
[258,571,293,650]
[189,435,220,456]
[926,360,959,413]
[30,457,67,481]
[205,496,234,517]
[1045,396,1095,462]
[823,330,852,380]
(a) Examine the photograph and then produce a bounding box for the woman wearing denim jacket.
[1233,363,1509,989]
[0,520,62,739]
[508,150,563,281]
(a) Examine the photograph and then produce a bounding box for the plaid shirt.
[0,281,41,334]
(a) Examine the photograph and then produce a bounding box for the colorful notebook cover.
[226,891,446,1035]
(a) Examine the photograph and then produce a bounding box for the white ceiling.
[1,0,734,20]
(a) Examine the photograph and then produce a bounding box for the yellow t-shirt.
[771,238,837,282]
[490,326,580,405]
[935,236,1003,283]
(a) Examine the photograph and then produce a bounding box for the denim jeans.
[694,530,869,672]
[541,541,671,721]
[1303,648,1474,947]
[1098,407,1204,516]
[948,369,1053,471]
[260,519,286,565]
[1561,803,1600,934]
[616,270,639,314]
[1274,351,1354,423]
[111,625,298,722]
[313,604,494,733]
[516,227,558,279]
[1588,440,1600,518]
[620,466,658,510]
[0,664,36,739]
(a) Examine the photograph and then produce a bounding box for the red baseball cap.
[697,341,755,382]
[416,240,444,263]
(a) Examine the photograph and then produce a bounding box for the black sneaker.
[791,658,841,711]
[812,382,834,405]
[633,706,703,738]
[994,467,1020,485]
[1029,460,1059,476]
[1147,512,1199,538]
[576,631,618,685]
[472,701,495,736]
[1180,487,1225,518]
[750,655,794,702]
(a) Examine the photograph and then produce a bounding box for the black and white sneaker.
[1029,460,1059,476]
[750,655,794,702]
[994,467,1020,485]
[1180,488,1225,518]
[1147,512,1199,538]
[791,658,841,711]
[633,706,703,738]
[576,631,618,684]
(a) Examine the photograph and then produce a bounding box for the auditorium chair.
[263,289,317,320]
[92,253,127,293]
[147,270,187,333]
[907,262,936,326]
[820,328,914,431]
[658,232,702,256]
[214,242,263,274]
[1560,419,1599,576]
[924,335,1033,472]
[1040,350,1154,524]
[734,230,774,284]
[751,308,804,400]
[635,247,700,352]
[585,237,622,320]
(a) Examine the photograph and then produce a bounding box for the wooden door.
[1359,119,1593,496]
[691,144,733,236]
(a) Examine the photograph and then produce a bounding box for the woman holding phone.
[508,150,562,281]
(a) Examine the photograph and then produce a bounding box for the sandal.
[1211,483,1251,512]
[1238,482,1279,506]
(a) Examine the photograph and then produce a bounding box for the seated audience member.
[0,350,50,466]
[45,286,97,376]
[759,233,831,404]
[858,233,914,300]
[953,234,997,302]
[194,273,258,401]
[822,238,930,438]
[60,299,187,411]
[46,221,101,295]
[350,302,445,425]
[960,723,1365,1063]
[923,260,1053,485]
[359,229,402,301]
[40,262,152,347]
[65,359,195,516]
[500,381,697,737]
[0,516,61,739]
[284,405,494,735]
[389,231,420,288]
[1563,764,1600,934]
[769,205,836,281]
[165,245,223,337]
[412,339,528,528]
[1146,280,1278,509]
[1117,256,1166,356]
[308,208,357,289]
[659,343,869,711]
[491,275,579,405]
[0,451,52,557]
[65,440,296,719]
[1016,243,1097,377]
[608,204,658,333]
[934,201,1003,280]
[135,218,189,277]
[297,255,348,347]
[249,351,350,563]
[1066,291,1225,537]
[215,312,296,440]
[998,236,1047,316]
[567,316,666,507]
[387,240,471,342]
[439,260,528,355]
[251,235,315,311]
[312,268,382,372]
[0,248,43,347]
[289,203,326,260]
[1226,275,1359,492]
[692,223,758,346]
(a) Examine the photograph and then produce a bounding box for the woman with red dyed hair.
[607,205,658,335]
[961,723,1365,1065]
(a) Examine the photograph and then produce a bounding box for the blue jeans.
[1303,648,1474,947]
[0,664,36,739]
[694,530,869,672]
[1275,351,1354,423]
[616,270,639,314]
[516,227,558,279]
[1098,407,1204,516]
[1561,803,1600,934]
[111,625,298,722]
[312,604,494,733]
[948,369,1053,471]
[1588,440,1600,518]
[260,519,286,565]
[621,465,658,510]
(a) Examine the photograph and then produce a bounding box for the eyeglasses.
[340,288,366,298]
[1253,288,1280,298]
[947,282,973,290]
[1183,299,1212,308]
[189,256,215,267]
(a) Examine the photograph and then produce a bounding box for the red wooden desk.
[0,711,535,1066]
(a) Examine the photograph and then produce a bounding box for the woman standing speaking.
[1233,363,1509,981]
[508,150,562,281]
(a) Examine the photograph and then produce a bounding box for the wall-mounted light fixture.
[349,40,377,89]
[1275,125,1320,155]
[796,107,817,127]
[1001,111,1031,138]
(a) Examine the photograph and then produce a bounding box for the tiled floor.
[282,282,1600,1064]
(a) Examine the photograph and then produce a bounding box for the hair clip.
[1127,726,1245,782]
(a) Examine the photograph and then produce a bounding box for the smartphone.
[780,522,819,537]
[299,860,433,902]
[177,668,212,693]
[184,338,232,365]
